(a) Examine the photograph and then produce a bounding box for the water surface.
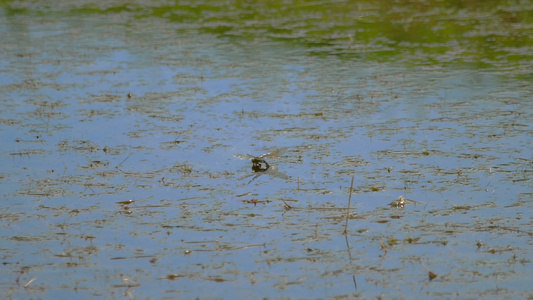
[0,1,532,299]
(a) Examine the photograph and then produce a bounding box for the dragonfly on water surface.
[234,149,291,183]
[389,195,422,208]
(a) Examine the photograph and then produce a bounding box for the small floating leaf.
[429,271,437,281]
[453,205,470,210]
[407,237,421,243]
[116,200,134,205]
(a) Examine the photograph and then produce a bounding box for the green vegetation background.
[2,0,532,73]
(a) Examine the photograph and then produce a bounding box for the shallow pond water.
[0,1,532,299]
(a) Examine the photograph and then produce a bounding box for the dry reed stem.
[344,175,355,234]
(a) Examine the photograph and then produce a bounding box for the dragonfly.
[234,149,291,183]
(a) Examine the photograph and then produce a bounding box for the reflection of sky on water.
[0,12,531,299]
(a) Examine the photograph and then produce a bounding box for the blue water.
[0,8,532,300]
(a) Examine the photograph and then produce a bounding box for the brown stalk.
[344,175,355,234]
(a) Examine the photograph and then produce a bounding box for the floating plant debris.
[1,1,531,299]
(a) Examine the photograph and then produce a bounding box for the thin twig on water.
[420,259,438,281]
[24,278,36,288]
[116,154,131,169]
[380,239,387,253]
[280,199,292,210]
[344,175,355,234]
